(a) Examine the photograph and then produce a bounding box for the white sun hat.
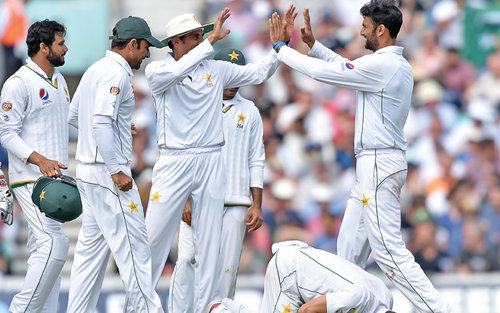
[162,13,214,45]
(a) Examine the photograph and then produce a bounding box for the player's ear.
[377,24,386,37]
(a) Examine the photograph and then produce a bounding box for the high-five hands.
[300,8,316,49]
[283,4,298,43]
[208,8,231,45]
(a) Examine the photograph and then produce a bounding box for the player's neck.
[31,55,55,78]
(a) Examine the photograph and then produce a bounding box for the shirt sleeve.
[0,77,35,164]
[219,49,280,89]
[145,39,214,95]
[278,45,388,92]
[93,71,127,120]
[248,105,264,189]
[68,85,79,128]
[93,114,120,174]
[308,40,343,62]
[326,285,374,313]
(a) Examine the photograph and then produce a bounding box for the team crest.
[2,101,12,112]
[39,88,49,100]
[203,73,214,87]
[110,86,120,96]
[282,304,293,313]
[236,112,245,128]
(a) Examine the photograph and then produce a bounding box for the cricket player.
[145,8,283,313]
[208,241,395,313]
[269,1,452,312]
[0,19,70,313]
[66,17,164,313]
[169,48,265,313]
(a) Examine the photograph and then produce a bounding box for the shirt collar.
[105,50,133,76]
[25,58,60,81]
[374,45,403,55]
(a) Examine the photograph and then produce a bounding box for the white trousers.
[10,184,69,313]
[337,150,453,313]
[146,147,225,313]
[169,206,248,313]
[67,163,163,313]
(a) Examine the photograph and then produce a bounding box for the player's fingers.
[58,162,68,169]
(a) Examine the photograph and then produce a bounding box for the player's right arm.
[92,71,132,191]
[0,77,66,177]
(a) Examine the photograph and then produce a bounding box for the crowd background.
[1,0,500,280]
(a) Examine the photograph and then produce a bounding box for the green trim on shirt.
[10,180,36,189]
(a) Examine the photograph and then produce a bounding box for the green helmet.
[31,176,82,223]
[213,48,246,65]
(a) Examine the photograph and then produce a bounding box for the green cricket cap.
[32,176,82,223]
[109,16,164,48]
[213,48,246,65]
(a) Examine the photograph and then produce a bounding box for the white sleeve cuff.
[249,165,264,189]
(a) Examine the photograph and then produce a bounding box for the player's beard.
[47,48,65,67]
[364,30,378,52]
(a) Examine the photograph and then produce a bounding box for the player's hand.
[283,4,298,43]
[246,205,263,232]
[131,122,137,136]
[28,151,67,178]
[300,8,316,49]
[182,198,192,226]
[298,295,327,313]
[269,12,284,45]
[208,8,231,45]
[111,171,133,192]
[0,172,13,225]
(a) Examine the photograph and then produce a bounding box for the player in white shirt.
[0,19,70,313]
[208,241,395,313]
[169,48,265,313]
[145,9,283,313]
[66,17,164,313]
[269,2,452,312]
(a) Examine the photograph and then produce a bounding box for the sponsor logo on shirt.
[2,115,10,122]
[39,88,52,105]
[110,86,120,96]
[346,62,355,70]
[39,88,49,100]
[2,101,12,112]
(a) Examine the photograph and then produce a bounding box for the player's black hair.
[167,35,185,51]
[27,19,66,57]
[110,27,144,50]
[360,0,402,39]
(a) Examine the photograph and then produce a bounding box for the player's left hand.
[131,123,137,136]
[246,205,263,232]
[269,12,284,45]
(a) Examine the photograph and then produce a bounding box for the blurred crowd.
[2,0,500,277]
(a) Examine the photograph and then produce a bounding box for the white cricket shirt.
[278,42,413,155]
[222,93,264,205]
[145,39,278,150]
[0,58,70,187]
[69,50,134,168]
